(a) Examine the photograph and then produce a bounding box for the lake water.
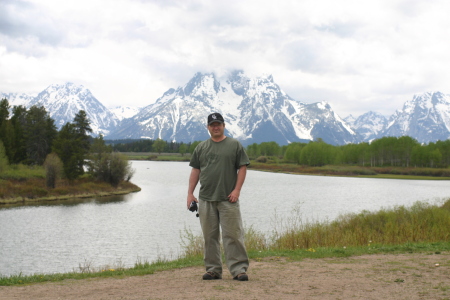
[1,161,449,276]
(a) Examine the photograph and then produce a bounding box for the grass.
[0,164,141,205]
[121,152,190,161]
[1,198,449,286]
[248,162,450,180]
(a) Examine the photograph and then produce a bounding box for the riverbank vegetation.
[0,99,137,204]
[1,199,449,286]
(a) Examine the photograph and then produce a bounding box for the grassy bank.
[248,162,450,179]
[1,199,449,286]
[121,152,450,179]
[122,152,190,161]
[0,164,141,205]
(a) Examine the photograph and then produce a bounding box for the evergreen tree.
[72,110,93,175]
[10,105,27,164]
[52,123,84,180]
[0,99,12,161]
[24,106,57,165]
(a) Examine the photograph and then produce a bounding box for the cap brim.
[208,120,224,125]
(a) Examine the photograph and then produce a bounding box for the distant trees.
[245,136,450,168]
[189,141,201,154]
[179,143,188,156]
[152,138,166,154]
[109,138,199,154]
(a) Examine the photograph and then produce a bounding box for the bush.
[89,152,135,187]
[44,153,63,189]
[255,156,268,163]
[0,141,8,173]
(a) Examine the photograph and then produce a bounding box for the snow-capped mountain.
[108,71,358,145]
[110,106,141,121]
[4,76,450,146]
[0,92,34,107]
[29,83,119,136]
[382,91,450,143]
[345,111,388,142]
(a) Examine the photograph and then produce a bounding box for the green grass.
[248,162,450,180]
[2,199,449,286]
[121,152,191,161]
[0,164,141,204]
[0,164,46,180]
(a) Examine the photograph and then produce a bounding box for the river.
[0,161,449,276]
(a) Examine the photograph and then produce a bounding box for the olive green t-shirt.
[189,137,250,202]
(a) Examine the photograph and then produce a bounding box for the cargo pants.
[199,199,249,278]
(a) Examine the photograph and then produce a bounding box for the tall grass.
[178,199,450,254]
[1,199,449,286]
[0,164,46,180]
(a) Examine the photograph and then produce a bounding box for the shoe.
[233,273,248,281]
[202,272,221,280]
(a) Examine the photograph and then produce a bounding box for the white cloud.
[1,0,450,118]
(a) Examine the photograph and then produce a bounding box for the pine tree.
[24,106,57,165]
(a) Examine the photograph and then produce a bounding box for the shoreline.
[0,180,141,206]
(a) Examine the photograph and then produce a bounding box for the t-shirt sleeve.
[236,142,250,168]
[189,146,201,169]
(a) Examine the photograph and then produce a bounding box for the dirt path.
[1,253,449,300]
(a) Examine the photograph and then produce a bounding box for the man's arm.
[187,167,200,209]
[228,165,247,203]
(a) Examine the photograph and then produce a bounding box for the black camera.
[189,201,199,217]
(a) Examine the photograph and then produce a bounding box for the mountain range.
[2,72,450,145]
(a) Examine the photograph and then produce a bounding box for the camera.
[189,201,199,217]
[189,201,198,212]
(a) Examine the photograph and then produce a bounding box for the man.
[187,112,250,281]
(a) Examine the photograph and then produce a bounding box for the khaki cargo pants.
[199,200,249,278]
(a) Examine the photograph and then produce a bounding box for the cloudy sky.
[1,0,450,117]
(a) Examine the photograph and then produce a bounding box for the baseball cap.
[207,113,225,125]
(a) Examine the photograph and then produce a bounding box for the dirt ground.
[1,252,449,300]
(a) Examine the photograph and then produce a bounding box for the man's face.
[208,122,225,138]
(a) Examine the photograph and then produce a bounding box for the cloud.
[1,0,450,118]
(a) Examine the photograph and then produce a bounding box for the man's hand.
[187,194,198,209]
[228,189,240,203]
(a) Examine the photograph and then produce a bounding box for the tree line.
[0,98,133,187]
[108,139,200,155]
[247,137,450,168]
[108,135,450,169]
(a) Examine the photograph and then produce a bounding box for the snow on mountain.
[0,92,34,107]
[382,91,450,143]
[110,106,141,121]
[107,71,358,145]
[5,77,450,146]
[346,111,388,142]
[343,114,356,127]
[29,83,119,136]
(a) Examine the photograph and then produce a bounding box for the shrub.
[44,153,63,188]
[255,156,268,163]
[90,152,135,187]
[0,141,8,173]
